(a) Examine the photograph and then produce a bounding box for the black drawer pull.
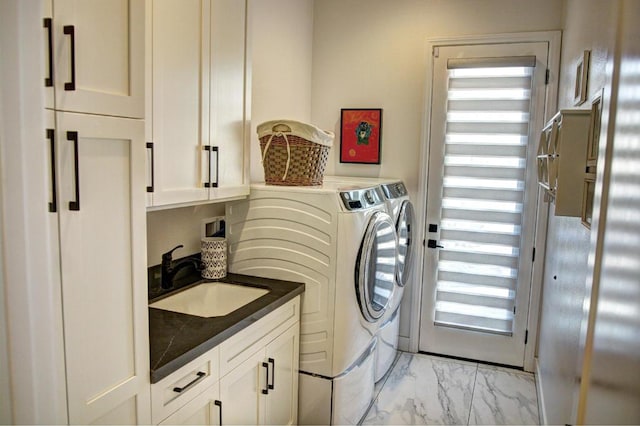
[172,371,206,393]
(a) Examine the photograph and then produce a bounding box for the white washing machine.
[225,181,398,425]
[376,180,415,382]
[323,177,416,382]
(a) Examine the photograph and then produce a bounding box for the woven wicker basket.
[258,120,334,186]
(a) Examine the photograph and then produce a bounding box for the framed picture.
[587,90,603,166]
[573,50,590,106]
[340,108,382,164]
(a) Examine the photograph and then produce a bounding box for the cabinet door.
[159,383,221,425]
[264,323,299,426]
[52,0,144,118]
[208,0,249,200]
[219,350,265,425]
[43,0,55,109]
[148,0,210,206]
[55,112,150,424]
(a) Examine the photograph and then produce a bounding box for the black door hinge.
[545,69,550,85]
[525,329,529,345]
[532,247,536,262]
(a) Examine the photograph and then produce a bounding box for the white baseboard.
[535,357,548,425]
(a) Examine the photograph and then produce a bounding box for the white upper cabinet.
[46,0,144,118]
[146,0,250,208]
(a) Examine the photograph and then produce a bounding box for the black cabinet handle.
[261,362,269,395]
[268,358,275,390]
[43,18,54,87]
[214,400,222,425]
[203,145,212,188]
[211,146,219,188]
[172,371,206,393]
[146,142,154,193]
[203,146,219,188]
[67,131,80,211]
[47,129,57,212]
[63,25,76,91]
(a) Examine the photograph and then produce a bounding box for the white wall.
[535,1,620,424]
[249,0,314,182]
[310,0,562,341]
[147,204,225,266]
[579,0,640,422]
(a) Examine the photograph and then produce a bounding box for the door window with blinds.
[419,42,549,366]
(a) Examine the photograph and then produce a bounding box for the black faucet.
[161,245,201,289]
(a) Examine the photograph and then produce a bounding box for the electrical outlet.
[201,216,225,238]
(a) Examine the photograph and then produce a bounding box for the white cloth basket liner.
[257,119,334,147]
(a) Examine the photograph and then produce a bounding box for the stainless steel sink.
[149,282,269,318]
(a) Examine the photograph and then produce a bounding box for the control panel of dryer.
[381,182,407,199]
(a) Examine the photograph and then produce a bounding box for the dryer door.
[396,200,416,287]
[356,211,398,322]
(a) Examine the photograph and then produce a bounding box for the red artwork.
[340,109,382,164]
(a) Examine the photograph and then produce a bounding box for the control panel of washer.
[340,187,385,210]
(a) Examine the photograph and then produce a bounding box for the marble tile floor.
[363,352,539,425]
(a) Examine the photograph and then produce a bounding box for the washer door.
[396,200,415,287]
[356,211,398,322]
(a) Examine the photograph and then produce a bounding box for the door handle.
[67,131,80,211]
[427,239,444,249]
[63,25,76,91]
[214,400,222,425]
[43,18,54,87]
[267,358,275,390]
[146,142,154,193]
[47,128,57,212]
[261,362,269,395]
[203,146,219,189]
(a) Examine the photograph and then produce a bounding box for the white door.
[56,111,150,424]
[419,42,549,366]
[219,349,265,425]
[264,323,299,426]
[208,0,250,200]
[52,0,144,118]
[148,0,210,206]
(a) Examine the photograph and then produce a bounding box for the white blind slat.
[447,56,537,69]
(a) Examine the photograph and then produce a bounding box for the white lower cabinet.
[152,297,300,425]
[220,323,300,425]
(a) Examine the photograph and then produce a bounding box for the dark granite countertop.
[149,272,304,383]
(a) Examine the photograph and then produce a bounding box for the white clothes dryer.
[225,181,398,425]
